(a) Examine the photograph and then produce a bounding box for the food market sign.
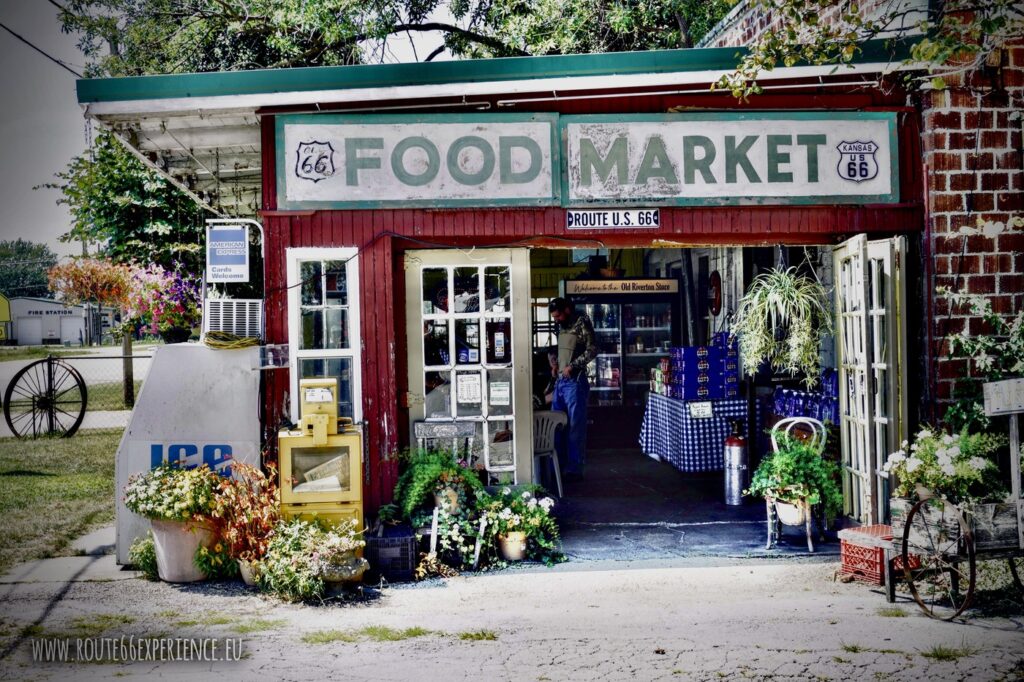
[276,112,897,209]
[277,113,560,209]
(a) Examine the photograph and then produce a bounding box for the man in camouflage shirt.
[548,297,599,479]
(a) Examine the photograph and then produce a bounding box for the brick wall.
[702,2,1024,420]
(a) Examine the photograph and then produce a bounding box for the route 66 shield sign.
[295,141,336,183]
[836,140,879,183]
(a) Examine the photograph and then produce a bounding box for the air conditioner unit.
[203,299,263,339]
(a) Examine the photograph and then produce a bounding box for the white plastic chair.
[770,416,828,453]
[533,410,567,497]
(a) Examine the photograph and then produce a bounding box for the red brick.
[932,214,950,233]
[966,235,996,252]
[938,358,968,380]
[999,274,1024,293]
[934,234,967,254]
[967,275,996,294]
[927,111,962,129]
[948,172,977,191]
[999,233,1024,253]
[983,254,1014,272]
[948,132,978,149]
[996,151,1022,170]
[931,193,965,212]
[948,214,975,232]
[935,255,952,275]
[1004,68,1024,87]
[981,130,1009,148]
[923,132,947,153]
[937,380,953,400]
[954,254,982,274]
[1010,47,1024,67]
[942,317,965,335]
[989,295,1015,314]
[963,111,993,129]
[980,171,1011,191]
[948,90,975,108]
[969,317,998,335]
[929,90,949,108]
[966,152,995,170]
[997,192,1024,211]
[969,192,995,212]
[931,173,948,191]
[930,152,962,171]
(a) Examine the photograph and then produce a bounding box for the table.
[638,393,750,472]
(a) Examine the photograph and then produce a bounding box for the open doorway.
[528,240,910,552]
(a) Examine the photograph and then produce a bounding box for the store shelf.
[595,328,620,333]
[591,386,621,391]
[596,353,621,358]
[625,326,671,332]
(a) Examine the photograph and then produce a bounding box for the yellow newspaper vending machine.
[278,379,362,530]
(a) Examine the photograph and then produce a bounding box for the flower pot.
[433,487,460,515]
[238,558,257,586]
[320,554,370,583]
[774,500,807,527]
[498,532,527,562]
[159,326,192,344]
[150,519,214,583]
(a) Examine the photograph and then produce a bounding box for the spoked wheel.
[3,358,87,438]
[901,498,976,620]
[1009,556,1024,596]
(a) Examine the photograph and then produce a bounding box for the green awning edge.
[76,38,918,105]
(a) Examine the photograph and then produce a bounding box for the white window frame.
[286,247,362,424]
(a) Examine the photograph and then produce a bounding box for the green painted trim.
[557,111,901,207]
[76,38,919,104]
[275,113,561,210]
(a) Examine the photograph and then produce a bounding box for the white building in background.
[9,297,87,346]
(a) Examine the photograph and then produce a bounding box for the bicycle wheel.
[3,358,88,438]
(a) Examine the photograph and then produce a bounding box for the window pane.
[300,309,324,350]
[424,371,452,419]
[455,320,480,365]
[484,266,510,313]
[423,320,450,367]
[487,368,513,416]
[300,357,355,419]
[488,420,514,469]
[422,268,448,314]
[485,318,512,365]
[301,261,323,305]
[324,261,348,305]
[454,370,483,417]
[453,267,480,313]
[289,445,353,494]
[324,308,349,349]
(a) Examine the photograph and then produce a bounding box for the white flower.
[918,428,933,440]
[528,498,537,508]
[901,440,909,449]
[539,498,554,512]
[522,491,531,499]
[947,445,961,458]
[942,434,954,445]
[501,487,511,496]
[906,457,922,473]
[968,457,988,471]
[941,463,955,476]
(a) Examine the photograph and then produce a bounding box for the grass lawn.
[86,381,145,411]
[0,429,120,572]
[0,347,95,363]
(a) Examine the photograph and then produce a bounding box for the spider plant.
[731,266,833,388]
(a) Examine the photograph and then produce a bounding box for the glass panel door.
[585,303,622,407]
[623,302,673,408]
[406,251,530,484]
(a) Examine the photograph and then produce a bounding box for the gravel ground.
[1,559,1022,681]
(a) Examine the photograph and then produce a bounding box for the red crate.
[838,525,920,586]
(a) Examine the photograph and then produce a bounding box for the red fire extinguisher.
[724,420,748,506]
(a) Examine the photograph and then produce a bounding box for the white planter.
[498,532,527,562]
[774,500,807,527]
[150,519,214,583]
[238,558,257,586]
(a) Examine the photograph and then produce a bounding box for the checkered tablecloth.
[638,393,750,472]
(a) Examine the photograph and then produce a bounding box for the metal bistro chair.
[413,420,476,463]
[766,416,829,552]
[533,410,567,498]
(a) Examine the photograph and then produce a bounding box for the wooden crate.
[964,502,1020,552]
[889,497,961,552]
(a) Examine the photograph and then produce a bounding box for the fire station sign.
[276,112,898,209]
[277,113,560,209]
[563,112,898,206]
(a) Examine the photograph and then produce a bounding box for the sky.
[0,2,447,261]
[0,0,86,258]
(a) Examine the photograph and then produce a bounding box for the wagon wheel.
[1009,556,1024,596]
[901,498,976,620]
[3,358,87,438]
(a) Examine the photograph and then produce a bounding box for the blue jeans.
[552,373,589,475]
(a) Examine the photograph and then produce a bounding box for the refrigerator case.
[564,281,682,409]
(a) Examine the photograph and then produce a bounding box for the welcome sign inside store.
[276,111,898,209]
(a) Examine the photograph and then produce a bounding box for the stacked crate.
[649,357,672,397]
[715,332,740,398]
[667,345,723,400]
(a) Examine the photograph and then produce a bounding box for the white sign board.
[565,279,679,295]
[567,209,660,229]
[563,113,897,205]
[206,226,249,283]
[983,378,1024,416]
[688,401,713,419]
[278,114,558,208]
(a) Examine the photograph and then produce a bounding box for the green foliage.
[392,448,484,520]
[731,266,832,388]
[745,433,842,518]
[58,0,736,77]
[41,132,206,276]
[477,486,565,566]
[716,0,1024,99]
[128,532,159,581]
[0,240,58,298]
[194,540,239,581]
[255,518,365,602]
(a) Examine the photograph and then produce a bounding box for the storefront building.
[75,30,1020,526]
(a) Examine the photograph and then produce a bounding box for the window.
[287,248,361,422]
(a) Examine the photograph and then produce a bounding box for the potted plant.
[477,487,563,564]
[126,263,201,343]
[209,462,281,586]
[256,518,368,601]
[884,427,1009,550]
[731,266,832,388]
[123,463,221,582]
[392,448,484,519]
[745,433,842,546]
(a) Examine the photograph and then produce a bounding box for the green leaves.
[746,433,842,518]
